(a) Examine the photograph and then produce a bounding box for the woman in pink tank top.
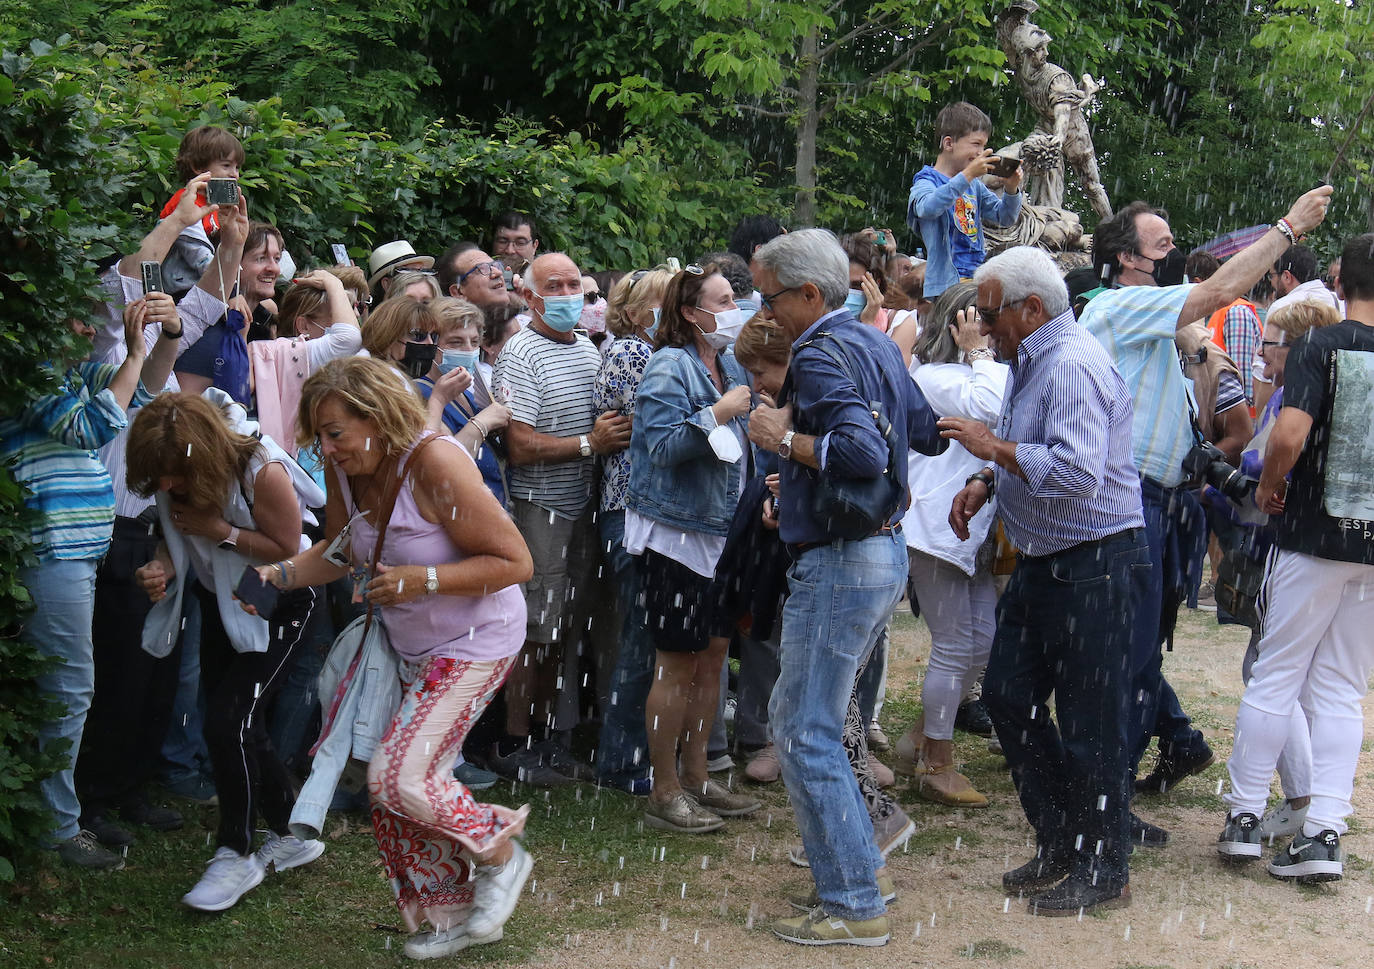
[254,357,534,958]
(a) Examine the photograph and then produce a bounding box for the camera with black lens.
[1181,440,1256,502]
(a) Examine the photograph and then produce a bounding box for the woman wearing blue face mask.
[841,234,891,331]
[414,296,510,506]
[592,266,673,793]
[624,263,762,832]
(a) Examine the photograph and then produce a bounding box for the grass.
[3,605,1366,967]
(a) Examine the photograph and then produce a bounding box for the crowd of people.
[4,105,1372,955]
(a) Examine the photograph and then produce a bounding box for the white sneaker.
[465,841,533,939]
[1258,799,1309,840]
[182,847,265,911]
[403,924,503,960]
[256,831,326,873]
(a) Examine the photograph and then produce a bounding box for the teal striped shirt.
[0,362,145,561]
[1079,283,1197,487]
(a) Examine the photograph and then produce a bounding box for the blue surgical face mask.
[843,288,867,317]
[539,292,583,332]
[438,348,480,375]
[644,307,661,341]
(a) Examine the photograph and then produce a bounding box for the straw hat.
[367,240,434,288]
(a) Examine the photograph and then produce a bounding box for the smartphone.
[988,156,1021,179]
[502,266,515,290]
[331,243,349,267]
[234,564,280,617]
[874,231,887,247]
[140,261,164,295]
[206,178,240,207]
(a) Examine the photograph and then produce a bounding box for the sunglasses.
[759,285,796,309]
[976,297,1028,327]
[584,291,601,304]
[407,329,439,343]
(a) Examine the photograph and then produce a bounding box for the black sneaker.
[56,830,125,871]
[120,798,184,832]
[1129,813,1169,848]
[1134,742,1216,795]
[82,813,137,848]
[954,699,995,738]
[1217,812,1262,859]
[1268,829,1342,883]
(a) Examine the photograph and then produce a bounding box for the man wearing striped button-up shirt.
[943,246,1148,916]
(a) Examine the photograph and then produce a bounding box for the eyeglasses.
[458,260,505,286]
[976,297,1028,327]
[1260,339,1287,349]
[407,329,439,343]
[760,285,796,309]
[495,236,532,248]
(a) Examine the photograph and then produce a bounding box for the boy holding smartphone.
[907,102,1023,300]
[156,125,246,297]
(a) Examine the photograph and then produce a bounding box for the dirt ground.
[520,607,1374,969]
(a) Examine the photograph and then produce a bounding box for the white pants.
[908,550,997,741]
[1241,631,1312,801]
[1225,550,1374,834]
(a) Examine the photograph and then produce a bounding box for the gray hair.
[752,228,848,310]
[915,280,979,365]
[973,246,1069,317]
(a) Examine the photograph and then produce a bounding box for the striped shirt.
[995,310,1145,556]
[494,325,601,519]
[1079,283,1196,486]
[0,362,148,561]
[1219,301,1262,402]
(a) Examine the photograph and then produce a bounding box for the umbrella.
[1196,224,1272,259]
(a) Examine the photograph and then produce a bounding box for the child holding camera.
[907,102,1024,300]
[157,125,246,297]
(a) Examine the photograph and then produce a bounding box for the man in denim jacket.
[746,229,945,947]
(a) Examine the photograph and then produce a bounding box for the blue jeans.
[1130,480,1208,769]
[595,510,654,785]
[23,558,98,843]
[770,530,906,921]
[984,528,1150,887]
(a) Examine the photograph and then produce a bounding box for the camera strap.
[1177,349,1208,446]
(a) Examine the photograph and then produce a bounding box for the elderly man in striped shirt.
[942,245,1149,916]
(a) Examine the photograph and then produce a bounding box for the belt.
[1022,526,1142,562]
[788,521,902,557]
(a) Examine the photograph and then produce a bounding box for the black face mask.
[1150,247,1187,287]
[400,342,437,378]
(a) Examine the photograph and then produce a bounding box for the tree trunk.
[792,27,821,226]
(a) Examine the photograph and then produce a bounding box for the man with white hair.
[943,245,1149,915]
[746,228,945,946]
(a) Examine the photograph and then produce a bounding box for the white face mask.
[695,306,748,348]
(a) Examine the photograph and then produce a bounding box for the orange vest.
[1206,298,1257,353]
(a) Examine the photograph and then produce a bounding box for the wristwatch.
[778,430,796,460]
[425,565,439,596]
[578,434,592,458]
[966,468,996,497]
[218,526,240,550]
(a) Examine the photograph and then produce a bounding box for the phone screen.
[234,565,280,617]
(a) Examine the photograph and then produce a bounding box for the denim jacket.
[625,344,749,537]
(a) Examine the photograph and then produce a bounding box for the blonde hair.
[605,267,673,338]
[361,296,439,358]
[733,315,791,372]
[277,266,368,337]
[297,356,427,454]
[383,270,441,304]
[1268,299,1341,343]
[429,296,483,340]
[126,394,262,508]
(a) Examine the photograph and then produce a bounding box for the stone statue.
[996,1,1112,219]
[980,142,1091,268]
